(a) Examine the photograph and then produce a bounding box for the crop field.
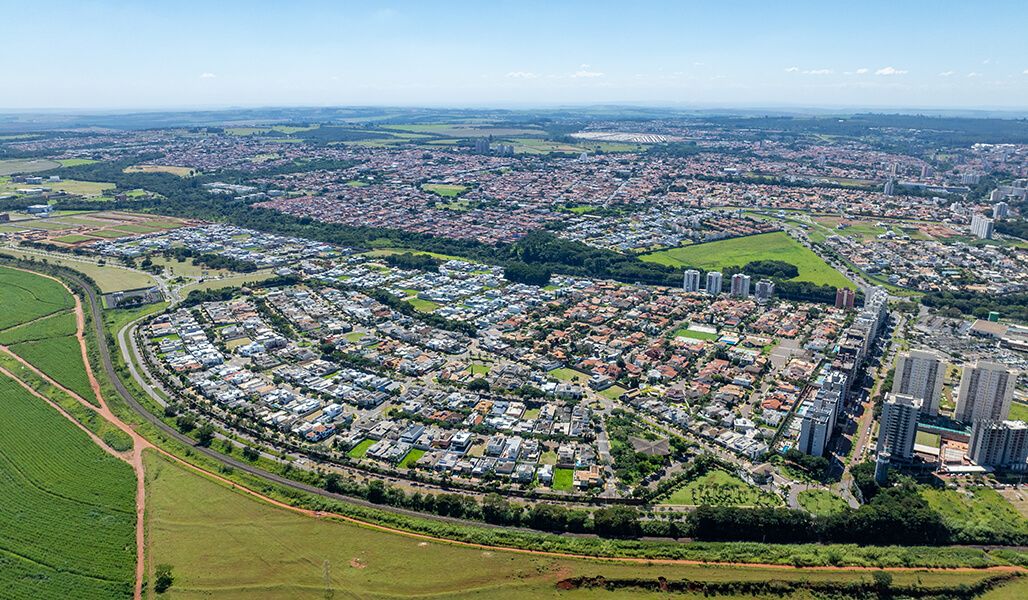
[142,451,1004,599]
[382,123,545,137]
[123,164,196,177]
[797,489,849,516]
[640,231,854,289]
[0,310,76,345]
[0,158,60,176]
[0,265,75,329]
[661,470,782,507]
[8,334,95,402]
[0,374,136,600]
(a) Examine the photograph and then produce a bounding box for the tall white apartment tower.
[705,271,723,295]
[877,393,922,461]
[683,269,701,292]
[892,349,946,416]
[955,361,1016,424]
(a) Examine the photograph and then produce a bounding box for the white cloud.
[982,58,992,65]
[855,68,869,74]
[199,72,216,79]
[967,72,981,78]
[784,66,800,73]
[938,71,955,77]
[803,69,833,75]
[505,71,538,79]
[1023,69,1028,75]
[875,66,907,76]
[572,69,604,78]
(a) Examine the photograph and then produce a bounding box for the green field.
[57,158,99,167]
[139,450,1001,600]
[915,431,942,448]
[551,467,574,491]
[0,249,157,293]
[421,183,468,197]
[0,373,136,599]
[797,489,849,516]
[921,486,1028,541]
[347,438,375,458]
[0,158,60,176]
[0,265,75,329]
[408,297,440,313]
[0,310,76,345]
[8,334,95,403]
[640,231,853,289]
[549,367,587,383]
[1010,402,1028,422]
[673,327,719,341]
[661,470,783,507]
[398,448,426,469]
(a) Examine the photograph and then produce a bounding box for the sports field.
[421,183,468,197]
[640,231,854,289]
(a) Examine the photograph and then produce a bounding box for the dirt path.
[5,264,1026,587]
[2,265,151,600]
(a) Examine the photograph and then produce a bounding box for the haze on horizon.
[4,0,1028,111]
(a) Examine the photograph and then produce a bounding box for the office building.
[835,287,856,309]
[892,349,946,417]
[877,393,921,461]
[970,213,994,239]
[968,420,1028,471]
[955,361,1015,424]
[705,271,723,295]
[730,273,750,298]
[754,279,774,302]
[682,269,700,292]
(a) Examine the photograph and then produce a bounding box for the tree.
[592,506,641,538]
[153,564,174,594]
[468,377,490,392]
[196,423,215,447]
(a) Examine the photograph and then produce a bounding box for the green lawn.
[797,489,849,516]
[398,448,426,469]
[53,234,95,244]
[549,367,587,383]
[347,438,375,458]
[1009,402,1028,422]
[673,328,719,341]
[409,298,440,313]
[421,183,468,197]
[599,385,628,400]
[661,470,782,507]
[915,431,941,448]
[921,486,1028,541]
[640,231,853,289]
[552,467,575,491]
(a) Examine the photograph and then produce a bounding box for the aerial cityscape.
[2,1,1028,599]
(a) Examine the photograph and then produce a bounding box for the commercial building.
[683,269,700,292]
[892,349,946,417]
[705,271,723,295]
[955,361,1015,424]
[730,273,750,298]
[968,420,1028,471]
[877,393,921,461]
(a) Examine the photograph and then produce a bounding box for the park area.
[660,470,782,507]
[640,231,854,289]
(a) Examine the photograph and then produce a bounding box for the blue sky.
[3,0,1027,110]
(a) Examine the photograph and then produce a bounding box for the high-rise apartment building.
[955,361,1015,423]
[892,349,946,417]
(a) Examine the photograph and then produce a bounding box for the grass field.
[661,470,782,507]
[52,234,95,244]
[916,431,942,448]
[408,297,440,313]
[551,467,574,491]
[0,310,76,345]
[57,158,98,167]
[398,448,426,469]
[0,249,157,292]
[0,158,59,176]
[363,247,471,262]
[673,327,720,341]
[421,183,468,197]
[347,438,375,458]
[921,486,1028,540]
[0,373,136,600]
[1010,402,1028,422]
[797,489,849,516]
[549,367,587,383]
[178,270,277,295]
[0,265,75,329]
[140,450,1005,599]
[123,164,196,177]
[640,231,853,289]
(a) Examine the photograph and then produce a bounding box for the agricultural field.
[0,158,59,176]
[382,123,544,137]
[0,374,136,600]
[797,489,849,516]
[640,231,854,289]
[123,164,196,177]
[8,334,95,402]
[0,177,114,197]
[0,265,74,329]
[141,451,1003,599]
[0,310,76,345]
[661,470,783,507]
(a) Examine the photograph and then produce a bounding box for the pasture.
[0,373,136,600]
[661,470,782,507]
[640,231,853,289]
[0,248,157,293]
